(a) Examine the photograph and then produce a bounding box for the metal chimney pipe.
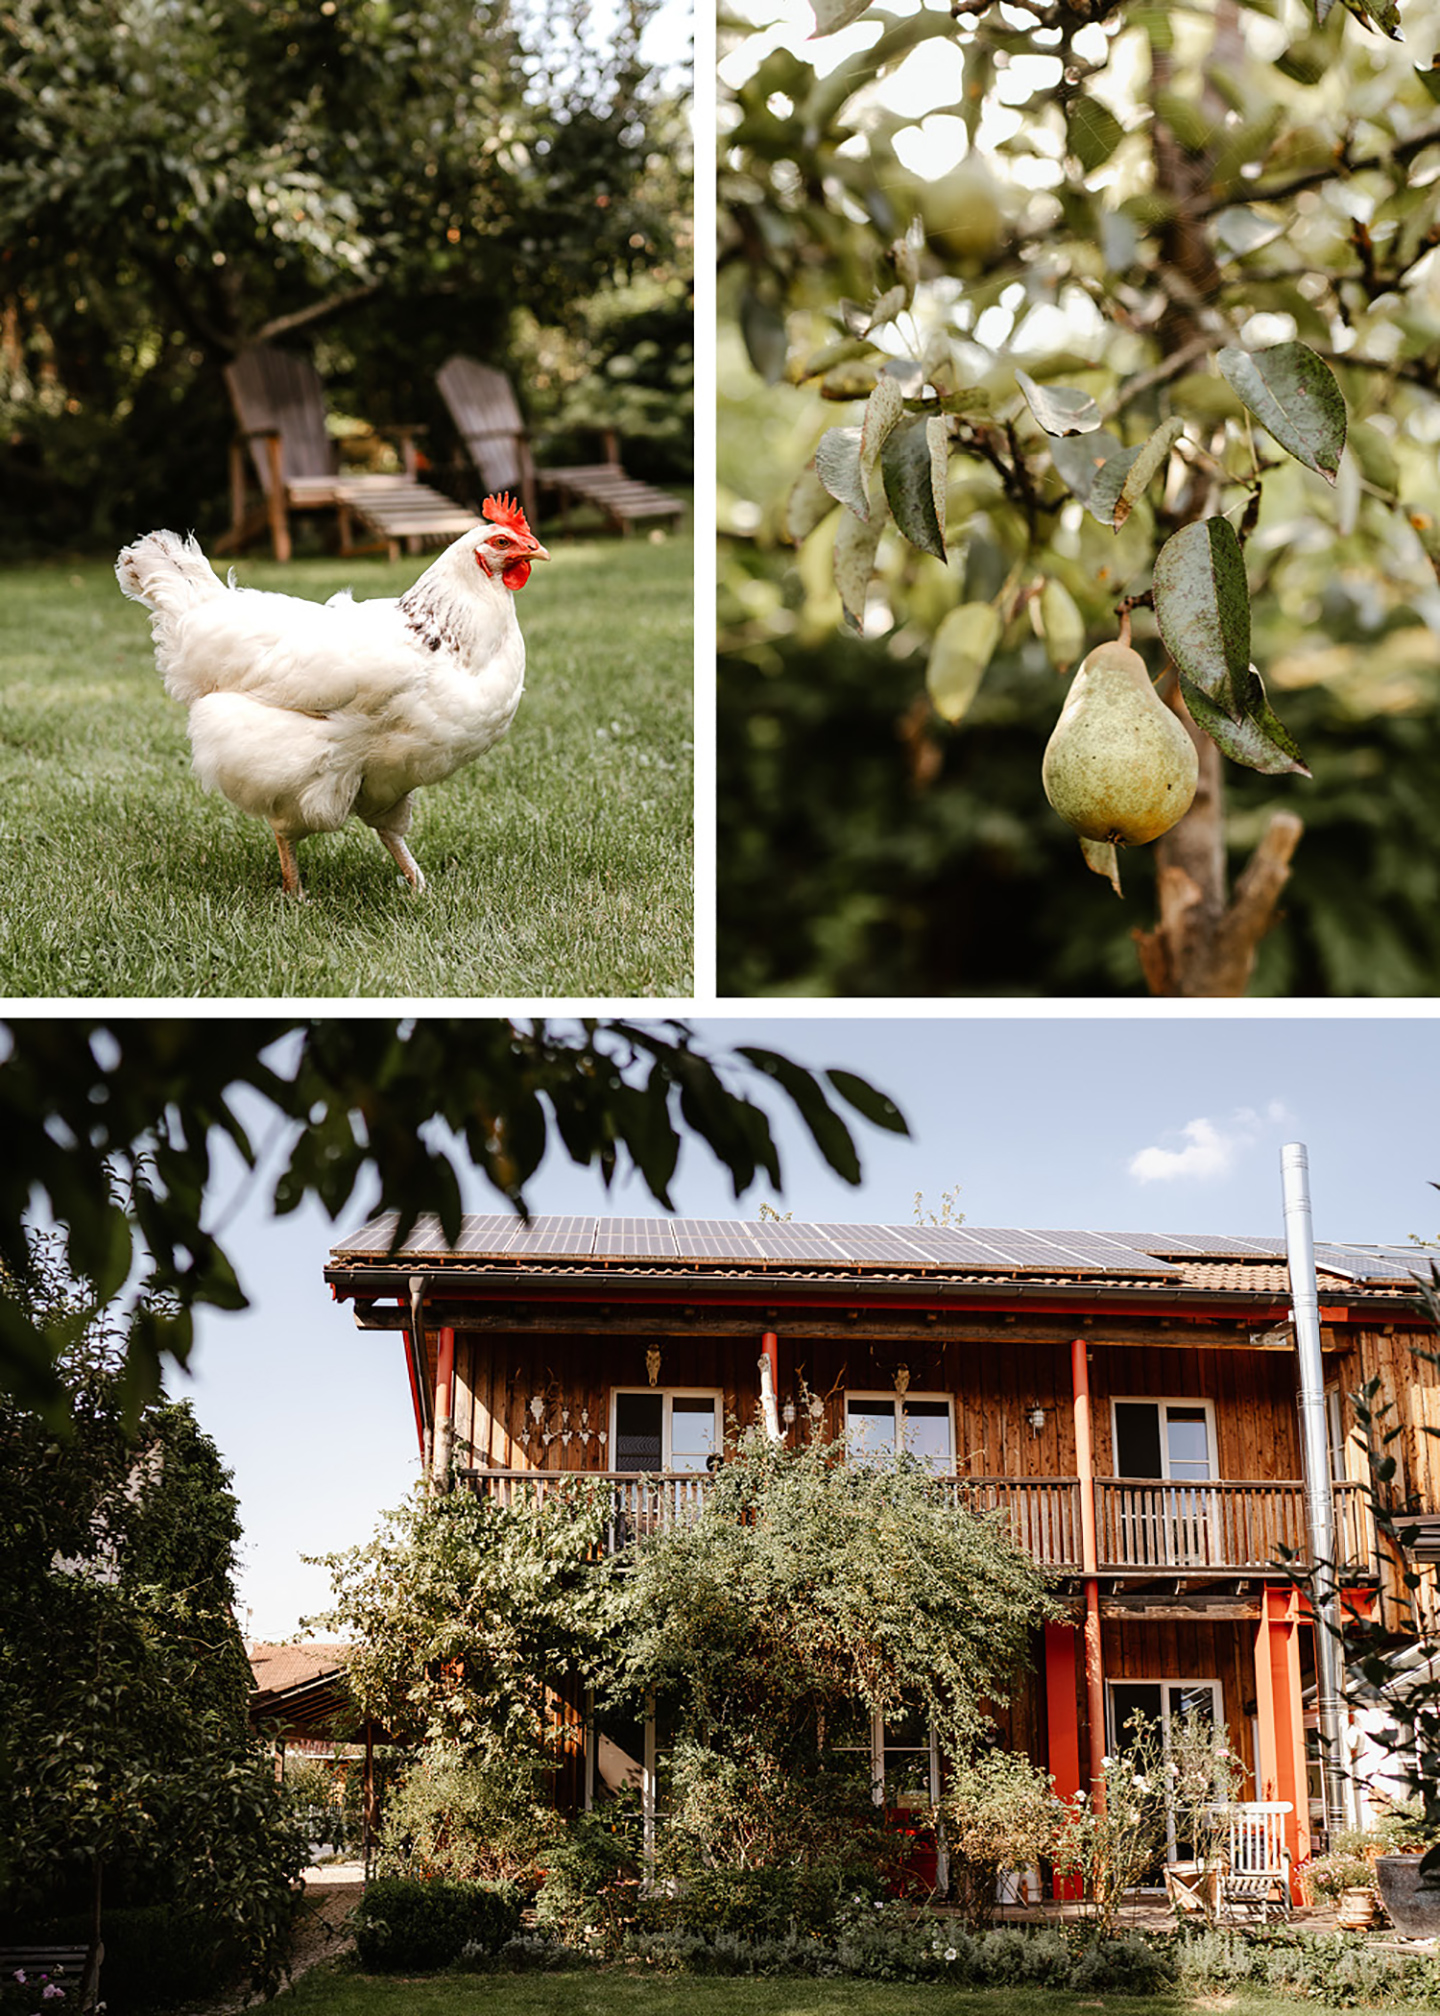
[1281,1142,1351,1834]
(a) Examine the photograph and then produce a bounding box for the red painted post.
[1071,1336,1107,1813]
[1044,1622,1085,1898]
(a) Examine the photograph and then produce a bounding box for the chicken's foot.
[377,829,427,893]
[273,829,306,899]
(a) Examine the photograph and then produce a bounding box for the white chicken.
[115,493,549,896]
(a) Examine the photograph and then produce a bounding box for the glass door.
[1112,1400,1215,1566]
[1107,1679,1222,1864]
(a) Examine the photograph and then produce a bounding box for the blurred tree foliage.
[0,0,690,548]
[717,0,1440,997]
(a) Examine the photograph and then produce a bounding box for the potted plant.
[1371,1800,1440,1939]
[1304,1842,1378,1928]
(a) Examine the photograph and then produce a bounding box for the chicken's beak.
[528,539,551,563]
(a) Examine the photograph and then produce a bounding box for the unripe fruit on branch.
[1042,641,1198,846]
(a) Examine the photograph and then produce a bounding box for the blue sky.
[172,1014,1439,1638]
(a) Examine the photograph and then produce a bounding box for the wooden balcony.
[459,1469,1373,1578]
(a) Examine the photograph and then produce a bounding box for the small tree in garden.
[942,1747,1066,1927]
[0,1229,303,1995]
[720,0,1440,997]
[613,1428,1058,1888]
[313,1478,625,1882]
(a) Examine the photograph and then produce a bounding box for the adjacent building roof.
[329,1213,1427,1298]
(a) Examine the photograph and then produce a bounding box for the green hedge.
[351,1877,523,1972]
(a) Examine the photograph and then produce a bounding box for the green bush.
[350,1877,523,1972]
[1069,1933,1178,1994]
[1177,1926,1440,2007]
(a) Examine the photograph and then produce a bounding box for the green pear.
[1042,640,1199,846]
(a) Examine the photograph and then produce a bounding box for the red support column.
[1254,1585,1311,1894]
[1071,1336,1107,1812]
[1045,1622,1084,1898]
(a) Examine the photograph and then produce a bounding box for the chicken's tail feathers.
[116,530,226,616]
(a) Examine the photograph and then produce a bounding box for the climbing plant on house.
[612,1428,1058,1879]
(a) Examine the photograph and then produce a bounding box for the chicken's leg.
[376,828,427,893]
[273,828,305,899]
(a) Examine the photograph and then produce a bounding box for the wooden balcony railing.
[460,1468,1374,1577]
[1095,1478,1372,1575]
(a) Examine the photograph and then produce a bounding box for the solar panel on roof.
[1025,1231,1181,1275]
[592,1220,680,1257]
[451,1215,524,1255]
[747,1222,853,1261]
[669,1220,767,1259]
[504,1216,598,1255]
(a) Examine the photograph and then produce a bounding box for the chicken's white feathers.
[115,513,546,885]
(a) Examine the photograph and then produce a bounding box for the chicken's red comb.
[482,492,532,538]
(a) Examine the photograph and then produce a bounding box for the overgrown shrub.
[378,1744,559,1883]
[942,1747,1065,1928]
[531,1803,644,1956]
[350,1876,522,1972]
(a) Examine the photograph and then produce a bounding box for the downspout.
[758,1330,782,1442]
[1282,1142,1351,1833]
[407,1276,434,1468]
[1072,1337,1107,1812]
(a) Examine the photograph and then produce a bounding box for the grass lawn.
[276,1965,1435,2016]
[0,526,692,998]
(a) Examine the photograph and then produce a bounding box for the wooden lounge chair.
[217,345,481,562]
[436,354,684,537]
[1212,1802,1293,1924]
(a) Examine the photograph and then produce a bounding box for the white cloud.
[1127,1102,1295,1185]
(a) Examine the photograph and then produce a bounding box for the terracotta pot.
[1336,1886,1377,1930]
[1375,1855,1440,1939]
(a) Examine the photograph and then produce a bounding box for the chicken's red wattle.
[502,559,532,591]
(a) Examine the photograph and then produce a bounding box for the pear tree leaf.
[1050,429,1139,527]
[1343,0,1401,38]
[788,337,877,384]
[819,363,880,401]
[1111,416,1187,530]
[1067,95,1126,172]
[1088,442,1142,527]
[784,465,839,546]
[1038,577,1086,673]
[878,355,927,398]
[926,602,1002,722]
[1178,673,1311,777]
[1079,836,1123,896]
[815,426,869,521]
[1016,368,1103,436]
[739,291,789,385]
[860,375,906,495]
[1217,340,1347,485]
[1419,58,1440,104]
[809,0,876,34]
[865,284,909,335]
[835,498,887,632]
[1152,515,1251,712]
[881,416,948,563]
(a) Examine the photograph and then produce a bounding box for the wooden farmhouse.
[325,1213,1440,1894]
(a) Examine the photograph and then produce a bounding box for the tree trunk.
[1132,693,1302,995]
[1134,6,1304,997]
